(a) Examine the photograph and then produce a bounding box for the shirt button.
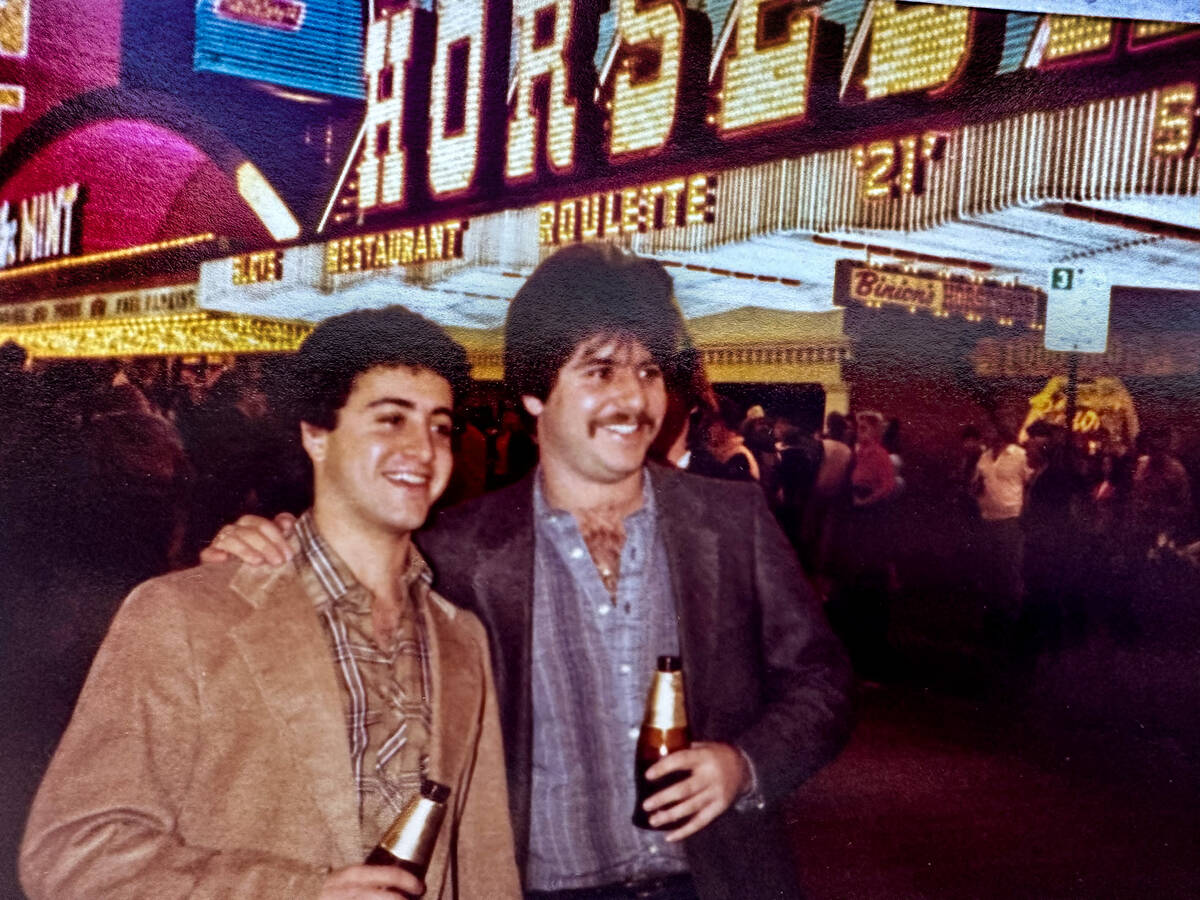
[619,663,632,675]
[648,845,659,855]
[628,727,640,740]
[570,547,585,560]
[598,604,611,616]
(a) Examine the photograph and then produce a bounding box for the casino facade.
[2,1,1199,469]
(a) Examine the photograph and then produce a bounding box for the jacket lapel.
[649,466,722,735]
[468,479,537,863]
[420,598,470,794]
[228,565,362,863]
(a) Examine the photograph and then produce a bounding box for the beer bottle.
[632,655,691,830]
[365,778,451,887]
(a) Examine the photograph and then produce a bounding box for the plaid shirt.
[294,511,433,853]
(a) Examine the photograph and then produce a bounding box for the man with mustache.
[210,244,852,899]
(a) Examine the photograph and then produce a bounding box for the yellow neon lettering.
[864,1,970,99]
[429,0,485,196]
[610,0,682,157]
[1152,83,1196,158]
[557,201,577,243]
[579,195,603,239]
[621,187,641,233]
[686,175,710,224]
[360,9,415,211]
[507,0,577,180]
[719,0,813,133]
[538,204,557,245]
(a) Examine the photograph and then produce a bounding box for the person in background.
[1131,425,1193,551]
[804,411,855,587]
[828,411,897,680]
[207,244,853,900]
[743,406,781,501]
[774,417,825,565]
[1020,420,1082,655]
[882,417,905,499]
[649,345,712,470]
[21,306,519,900]
[972,420,1030,639]
[688,394,760,482]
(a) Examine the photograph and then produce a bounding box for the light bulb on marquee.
[359,8,420,211]
[717,0,814,135]
[608,0,684,157]
[1042,15,1113,62]
[1152,83,1197,158]
[864,1,971,99]
[428,0,487,197]
[506,0,580,182]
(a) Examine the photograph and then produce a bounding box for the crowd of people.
[955,417,1195,656]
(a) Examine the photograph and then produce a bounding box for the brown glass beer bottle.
[365,778,450,890]
[632,655,691,830]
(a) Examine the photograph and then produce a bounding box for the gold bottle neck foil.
[644,670,687,730]
[378,795,446,866]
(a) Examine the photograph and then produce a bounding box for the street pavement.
[788,677,1199,899]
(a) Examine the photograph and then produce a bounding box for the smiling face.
[523,333,667,494]
[302,364,455,543]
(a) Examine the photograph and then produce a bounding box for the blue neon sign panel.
[194,0,365,99]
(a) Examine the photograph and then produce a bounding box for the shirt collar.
[293,509,432,614]
[532,465,657,527]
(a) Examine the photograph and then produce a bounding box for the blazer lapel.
[468,481,537,862]
[420,599,469,793]
[229,565,361,863]
[650,466,722,735]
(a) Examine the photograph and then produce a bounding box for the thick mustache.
[588,412,656,437]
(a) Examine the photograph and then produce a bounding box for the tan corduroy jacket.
[20,556,520,899]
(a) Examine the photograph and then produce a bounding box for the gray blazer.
[418,464,853,899]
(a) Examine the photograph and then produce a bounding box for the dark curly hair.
[504,244,690,401]
[288,305,471,430]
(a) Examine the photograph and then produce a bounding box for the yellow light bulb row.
[610,0,681,156]
[1043,15,1113,61]
[0,311,313,359]
[718,1,811,134]
[0,233,216,280]
[1151,83,1197,158]
[865,2,971,99]
[1133,20,1190,40]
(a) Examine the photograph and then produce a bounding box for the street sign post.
[1045,266,1112,456]
[1045,266,1111,354]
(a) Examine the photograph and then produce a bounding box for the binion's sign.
[344,1,1200,220]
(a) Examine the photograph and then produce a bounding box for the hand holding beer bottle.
[636,658,754,841]
[633,656,692,829]
[341,777,449,899]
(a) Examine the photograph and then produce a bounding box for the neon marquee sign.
[344,1,1199,220]
[0,183,83,270]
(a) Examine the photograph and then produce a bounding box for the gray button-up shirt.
[525,472,690,891]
